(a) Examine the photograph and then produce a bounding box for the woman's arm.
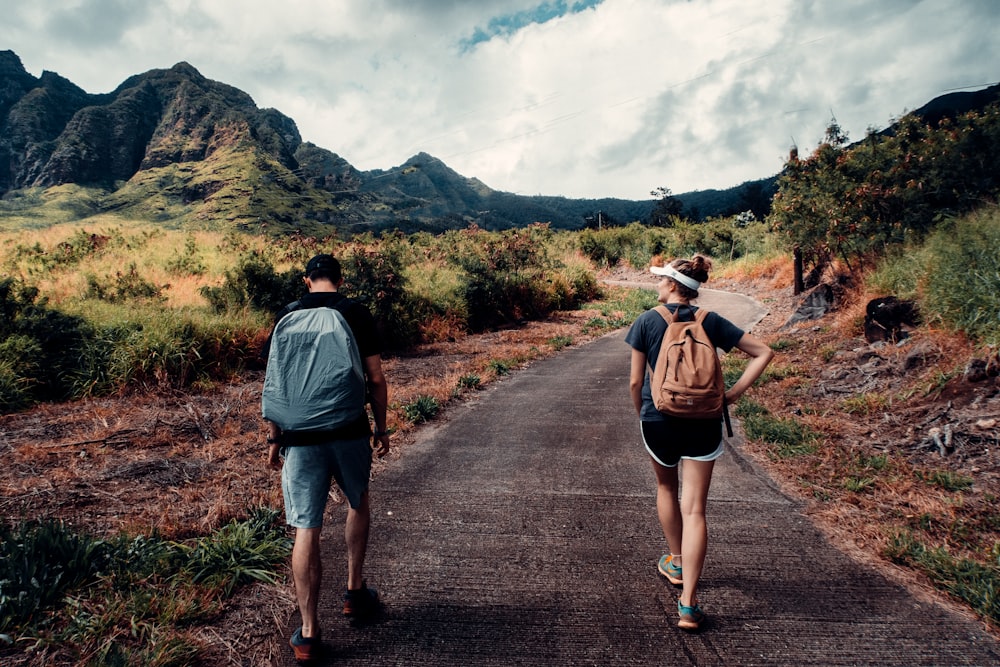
[724,333,775,403]
[629,348,648,416]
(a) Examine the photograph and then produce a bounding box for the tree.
[648,186,683,226]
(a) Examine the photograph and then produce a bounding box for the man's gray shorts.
[280,436,372,528]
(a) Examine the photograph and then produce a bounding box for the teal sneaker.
[677,600,706,630]
[657,554,682,585]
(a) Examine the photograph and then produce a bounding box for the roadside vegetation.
[2,100,1000,662]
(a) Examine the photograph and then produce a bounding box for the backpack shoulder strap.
[277,300,303,319]
[654,305,674,324]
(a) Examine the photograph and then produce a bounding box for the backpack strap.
[654,304,707,324]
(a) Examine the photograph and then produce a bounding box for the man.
[263,253,390,663]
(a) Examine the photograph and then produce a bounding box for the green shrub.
[457,374,481,390]
[200,252,300,314]
[920,209,1000,342]
[403,395,440,423]
[0,277,107,411]
[84,263,164,303]
[342,237,421,349]
[165,235,207,276]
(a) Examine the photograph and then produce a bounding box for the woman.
[625,254,774,630]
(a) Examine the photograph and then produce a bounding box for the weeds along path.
[281,288,1000,666]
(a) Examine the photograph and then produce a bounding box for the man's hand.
[266,443,281,470]
[372,433,390,458]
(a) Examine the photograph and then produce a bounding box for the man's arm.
[265,419,282,470]
[364,354,390,457]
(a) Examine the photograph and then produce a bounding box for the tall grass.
[0,221,609,413]
[868,206,1000,343]
[0,508,291,659]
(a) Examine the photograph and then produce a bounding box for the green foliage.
[920,210,1000,342]
[488,359,512,376]
[886,531,1000,624]
[0,509,290,658]
[0,520,111,635]
[402,395,440,423]
[917,469,975,492]
[2,223,606,411]
[578,223,676,268]
[770,105,1000,275]
[457,374,482,390]
[172,508,292,596]
[449,224,565,331]
[341,235,421,349]
[84,264,164,303]
[200,251,301,314]
[868,208,1000,343]
[577,215,772,271]
[165,236,207,276]
[548,335,574,351]
[735,399,817,458]
[0,277,108,411]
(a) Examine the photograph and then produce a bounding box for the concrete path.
[279,290,1000,666]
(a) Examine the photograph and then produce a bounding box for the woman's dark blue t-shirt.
[625,304,744,422]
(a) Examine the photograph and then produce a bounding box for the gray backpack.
[261,303,366,432]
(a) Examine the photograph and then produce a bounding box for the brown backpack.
[649,306,730,432]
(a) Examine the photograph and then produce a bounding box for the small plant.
[175,507,292,596]
[769,337,799,351]
[457,373,481,390]
[0,507,289,656]
[165,235,207,275]
[548,335,573,351]
[736,399,817,458]
[844,476,877,493]
[581,316,611,334]
[403,395,440,423]
[488,359,512,376]
[841,392,889,415]
[820,345,838,362]
[917,469,974,492]
[857,453,889,471]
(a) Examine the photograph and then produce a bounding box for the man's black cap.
[305,254,338,274]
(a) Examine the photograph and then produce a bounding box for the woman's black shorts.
[640,418,724,467]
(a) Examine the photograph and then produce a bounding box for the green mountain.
[1,50,996,235]
[0,51,659,233]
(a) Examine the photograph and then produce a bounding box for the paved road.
[278,290,1000,666]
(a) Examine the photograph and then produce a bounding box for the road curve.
[279,289,1000,666]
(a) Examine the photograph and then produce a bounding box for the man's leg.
[345,491,371,590]
[291,526,323,638]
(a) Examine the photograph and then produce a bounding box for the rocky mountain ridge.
[1,50,996,235]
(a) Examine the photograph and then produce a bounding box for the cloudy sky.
[2,0,997,200]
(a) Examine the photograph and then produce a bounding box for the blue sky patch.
[461,0,604,51]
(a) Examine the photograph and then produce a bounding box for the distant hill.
[1,50,996,235]
[0,50,657,233]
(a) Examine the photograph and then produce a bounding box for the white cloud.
[2,0,997,200]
